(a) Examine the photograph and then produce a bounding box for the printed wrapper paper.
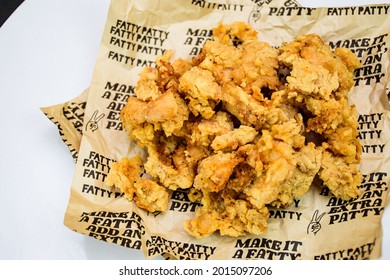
[42,0,390,259]
[41,89,88,162]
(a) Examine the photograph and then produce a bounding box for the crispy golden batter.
[211,125,258,151]
[221,84,278,130]
[319,150,362,200]
[242,131,296,209]
[279,34,360,97]
[120,91,189,147]
[144,144,207,190]
[272,142,323,207]
[106,156,168,212]
[134,179,169,212]
[188,111,233,147]
[107,22,362,238]
[184,189,269,238]
[106,156,143,201]
[194,152,243,192]
[179,66,221,119]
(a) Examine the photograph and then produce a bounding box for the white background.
[0,0,389,260]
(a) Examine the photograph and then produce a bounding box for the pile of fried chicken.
[106,22,362,238]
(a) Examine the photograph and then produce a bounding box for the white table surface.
[0,0,389,260]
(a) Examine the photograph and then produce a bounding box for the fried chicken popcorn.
[106,22,362,238]
[106,156,169,212]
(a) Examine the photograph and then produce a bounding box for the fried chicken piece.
[232,40,281,92]
[144,145,189,190]
[326,128,362,164]
[304,97,346,133]
[121,91,189,146]
[144,144,208,190]
[220,190,269,237]
[134,179,169,212]
[199,40,242,75]
[212,21,258,44]
[106,156,143,201]
[226,163,256,192]
[159,94,189,137]
[279,35,360,143]
[199,22,280,94]
[195,24,243,82]
[286,58,339,100]
[270,114,305,148]
[319,150,362,200]
[221,84,264,128]
[188,111,233,147]
[184,189,269,238]
[172,58,193,76]
[194,152,243,192]
[305,96,362,164]
[279,34,360,97]
[334,47,361,73]
[322,104,362,163]
[271,143,322,208]
[179,66,221,119]
[135,67,161,101]
[121,54,190,147]
[211,125,258,151]
[135,50,183,102]
[242,131,295,209]
[184,207,222,239]
[280,35,359,112]
[106,156,168,212]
